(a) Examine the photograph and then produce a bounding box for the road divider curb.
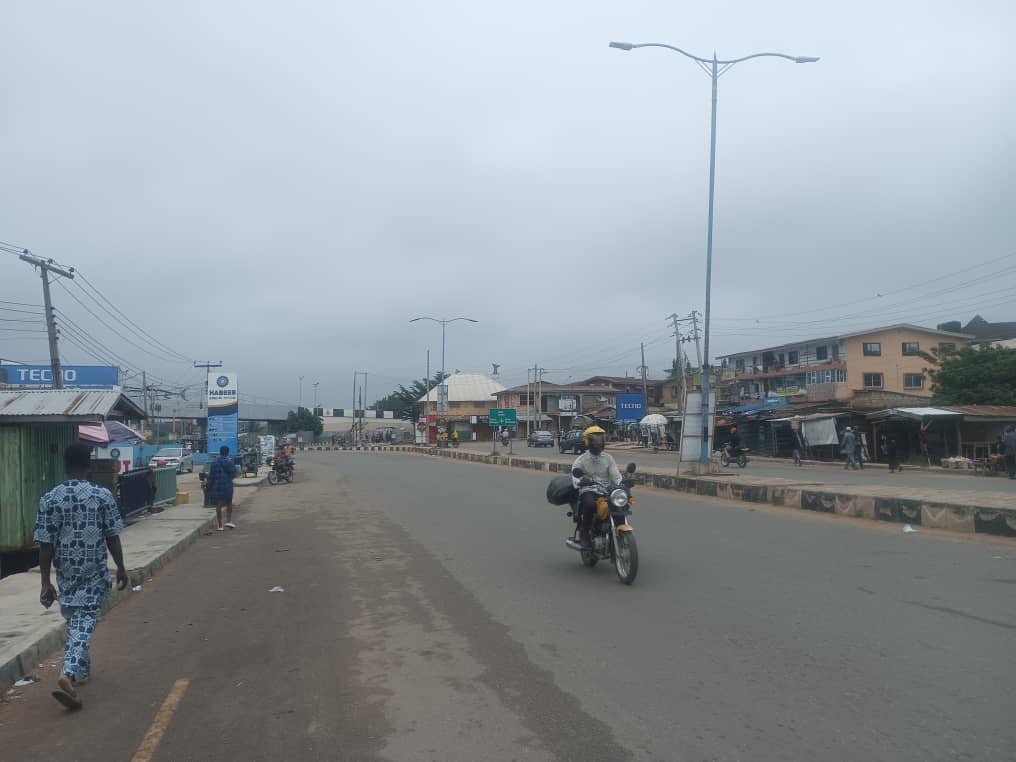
[325,445,1016,539]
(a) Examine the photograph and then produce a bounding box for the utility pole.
[667,314,688,413]
[425,350,431,444]
[351,371,358,442]
[640,342,649,414]
[688,311,703,371]
[313,381,319,409]
[298,375,304,409]
[18,251,74,388]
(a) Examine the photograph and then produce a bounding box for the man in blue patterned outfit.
[35,443,129,709]
[208,444,238,531]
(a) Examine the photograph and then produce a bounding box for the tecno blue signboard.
[615,393,645,423]
[0,364,119,389]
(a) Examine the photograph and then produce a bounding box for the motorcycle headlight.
[610,488,629,509]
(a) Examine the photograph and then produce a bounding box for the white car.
[149,447,194,474]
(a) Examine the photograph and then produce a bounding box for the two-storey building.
[718,323,972,406]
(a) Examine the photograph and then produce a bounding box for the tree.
[926,345,1016,406]
[374,372,448,420]
[286,406,323,436]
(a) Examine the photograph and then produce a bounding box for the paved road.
[458,441,1016,494]
[2,452,1014,761]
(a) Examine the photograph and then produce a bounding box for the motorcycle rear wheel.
[613,532,638,585]
[737,455,748,468]
[268,470,279,485]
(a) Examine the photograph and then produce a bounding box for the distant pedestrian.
[1004,425,1016,480]
[855,434,866,470]
[885,436,900,473]
[791,425,804,466]
[841,427,858,470]
[919,420,932,465]
[208,445,238,530]
[34,443,129,709]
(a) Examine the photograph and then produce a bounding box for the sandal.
[52,676,82,710]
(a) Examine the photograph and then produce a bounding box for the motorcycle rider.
[571,425,622,550]
[724,426,741,459]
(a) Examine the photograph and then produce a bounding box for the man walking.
[35,443,129,709]
[842,427,858,470]
[208,445,238,530]
[791,423,805,466]
[1004,424,1016,480]
[885,436,900,473]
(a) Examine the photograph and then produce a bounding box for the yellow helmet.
[582,425,606,444]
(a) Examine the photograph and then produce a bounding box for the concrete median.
[327,444,1016,540]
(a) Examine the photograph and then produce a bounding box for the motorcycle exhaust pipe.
[565,538,585,552]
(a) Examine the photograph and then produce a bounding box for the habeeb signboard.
[207,373,239,455]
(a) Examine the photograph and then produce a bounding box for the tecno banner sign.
[615,393,645,423]
[0,365,119,389]
[206,372,239,455]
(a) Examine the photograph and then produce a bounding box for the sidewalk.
[0,471,266,694]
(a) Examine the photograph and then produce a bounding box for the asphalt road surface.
[2,452,1014,761]
[459,440,1016,494]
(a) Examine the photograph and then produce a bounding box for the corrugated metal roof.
[943,405,1016,418]
[417,373,506,403]
[0,389,143,421]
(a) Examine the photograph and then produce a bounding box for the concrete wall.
[843,327,955,397]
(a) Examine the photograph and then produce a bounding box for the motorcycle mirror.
[571,467,584,478]
[626,463,637,474]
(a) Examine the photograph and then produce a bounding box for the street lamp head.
[795,56,820,63]
[609,41,633,51]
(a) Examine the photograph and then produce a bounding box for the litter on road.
[132,585,143,592]
[903,524,918,533]
[14,677,39,687]
[269,585,285,593]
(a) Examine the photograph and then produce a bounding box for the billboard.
[615,393,645,423]
[207,372,239,455]
[0,364,119,389]
[558,394,577,413]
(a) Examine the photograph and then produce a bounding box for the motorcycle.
[557,463,639,585]
[267,458,295,485]
[719,443,749,468]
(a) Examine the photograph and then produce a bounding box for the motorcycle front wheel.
[613,531,639,585]
[720,452,730,467]
[737,455,748,468]
[268,470,279,485]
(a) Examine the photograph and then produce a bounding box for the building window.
[836,369,847,383]
[519,394,531,405]
[788,350,799,365]
[735,358,745,372]
[863,342,881,356]
[863,373,883,388]
[904,373,924,389]
[832,344,840,360]
[902,342,920,356]
[815,346,828,361]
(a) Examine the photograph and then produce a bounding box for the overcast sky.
[2,1,1014,407]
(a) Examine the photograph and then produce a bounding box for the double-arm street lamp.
[409,316,478,412]
[609,41,818,465]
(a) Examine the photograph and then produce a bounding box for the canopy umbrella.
[80,421,146,445]
[640,414,668,426]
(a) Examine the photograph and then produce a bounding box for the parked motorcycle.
[719,443,749,468]
[267,459,295,485]
[547,463,639,584]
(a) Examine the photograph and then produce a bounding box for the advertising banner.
[558,394,577,413]
[207,372,239,455]
[95,445,134,474]
[0,364,119,389]
[679,391,716,463]
[615,393,645,423]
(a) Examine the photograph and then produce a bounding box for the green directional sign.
[489,408,517,427]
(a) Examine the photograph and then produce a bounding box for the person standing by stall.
[35,443,129,709]
[1004,424,1016,479]
[885,436,900,473]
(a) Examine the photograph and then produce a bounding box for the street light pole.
[298,375,304,409]
[609,40,818,465]
[409,316,478,413]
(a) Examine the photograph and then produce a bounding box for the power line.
[72,272,192,362]
[54,279,189,365]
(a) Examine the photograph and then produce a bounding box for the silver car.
[149,446,194,474]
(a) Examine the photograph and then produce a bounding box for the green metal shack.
[0,389,146,555]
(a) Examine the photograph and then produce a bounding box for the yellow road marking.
[131,678,190,762]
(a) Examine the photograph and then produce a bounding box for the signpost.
[489,408,517,454]
[207,372,239,455]
[0,364,119,389]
